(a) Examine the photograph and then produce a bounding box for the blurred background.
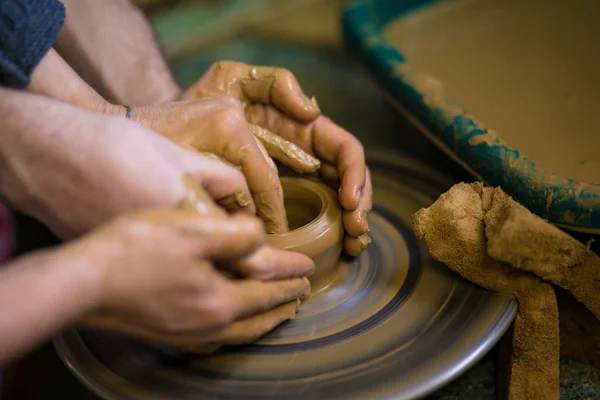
[130,0,465,175]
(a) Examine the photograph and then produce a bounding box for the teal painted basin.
[343,0,600,235]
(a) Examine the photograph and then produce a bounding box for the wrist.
[50,235,113,314]
[99,102,129,117]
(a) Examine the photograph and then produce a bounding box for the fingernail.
[234,190,251,207]
[355,186,363,202]
[359,235,372,249]
[303,267,316,277]
[360,211,370,233]
[311,96,321,113]
[301,94,320,112]
[250,67,258,79]
[302,277,312,294]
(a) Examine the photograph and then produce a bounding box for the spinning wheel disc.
[54,151,517,400]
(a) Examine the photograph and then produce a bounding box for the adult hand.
[180,61,372,255]
[129,95,321,234]
[1,106,252,239]
[69,208,313,349]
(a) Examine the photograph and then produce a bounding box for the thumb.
[180,149,256,215]
[131,209,266,259]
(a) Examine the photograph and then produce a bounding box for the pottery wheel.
[54,150,517,400]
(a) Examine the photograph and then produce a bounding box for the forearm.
[28,48,112,113]
[55,0,181,105]
[0,89,116,234]
[0,246,101,363]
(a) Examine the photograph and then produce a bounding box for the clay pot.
[267,177,343,293]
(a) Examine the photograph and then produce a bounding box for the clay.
[385,0,600,183]
[249,124,321,174]
[412,182,560,400]
[267,177,343,293]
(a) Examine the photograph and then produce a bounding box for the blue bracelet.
[123,105,132,119]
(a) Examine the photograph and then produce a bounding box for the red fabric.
[0,202,15,263]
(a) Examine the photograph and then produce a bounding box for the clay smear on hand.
[176,176,305,353]
[182,61,321,123]
[249,124,321,174]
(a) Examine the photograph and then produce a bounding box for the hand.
[180,61,372,255]
[73,208,313,349]
[2,108,253,239]
[128,96,321,234]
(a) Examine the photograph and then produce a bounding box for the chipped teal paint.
[343,0,600,234]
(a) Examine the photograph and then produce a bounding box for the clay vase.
[267,177,344,294]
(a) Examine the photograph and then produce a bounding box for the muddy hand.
[178,60,369,253]
[180,175,315,281]
[130,97,322,233]
[77,207,312,349]
[180,61,321,123]
[174,179,312,352]
[182,300,300,354]
[249,124,320,174]
[179,61,321,173]
[246,105,372,256]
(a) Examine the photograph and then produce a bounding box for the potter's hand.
[180,61,372,255]
[0,99,253,239]
[129,96,320,234]
[77,209,313,349]
[179,60,321,122]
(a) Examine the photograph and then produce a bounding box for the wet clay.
[267,177,343,293]
[412,182,559,400]
[249,124,321,174]
[385,0,600,183]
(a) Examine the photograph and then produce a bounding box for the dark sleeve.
[0,0,65,88]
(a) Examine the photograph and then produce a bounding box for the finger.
[252,133,278,172]
[197,214,269,259]
[250,124,321,174]
[246,105,366,212]
[82,314,223,351]
[225,135,288,234]
[311,117,366,212]
[198,150,239,169]
[252,135,288,233]
[228,277,310,319]
[179,174,228,217]
[134,210,266,260]
[344,234,372,257]
[181,149,255,215]
[320,163,341,189]
[203,300,299,345]
[224,246,315,280]
[342,167,373,237]
[238,64,320,122]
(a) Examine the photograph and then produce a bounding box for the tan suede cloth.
[412,182,600,400]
